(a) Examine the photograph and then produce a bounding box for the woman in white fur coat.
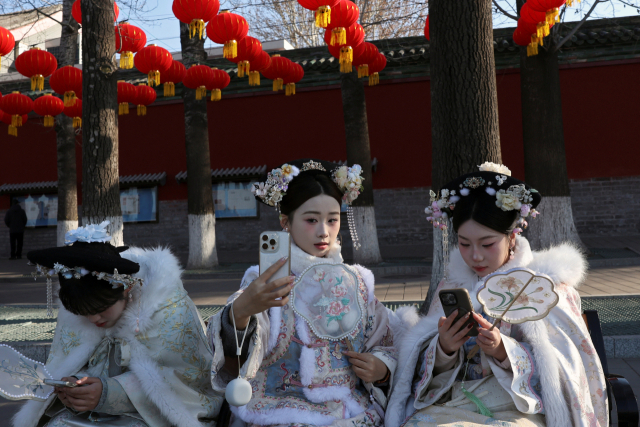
[14,225,223,427]
[207,159,396,427]
[385,164,608,427]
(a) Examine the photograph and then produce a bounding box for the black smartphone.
[438,288,479,337]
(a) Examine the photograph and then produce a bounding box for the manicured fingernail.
[280,256,289,262]
[467,324,473,329]
[465,313,470,318]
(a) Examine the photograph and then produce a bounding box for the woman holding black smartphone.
[385,163,608,427]
[206,159,396,427]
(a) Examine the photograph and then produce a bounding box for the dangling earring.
[128,291,133,302]
[509,247,515,260]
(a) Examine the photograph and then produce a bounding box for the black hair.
[12,199,20,206]
[279,170,343,219]
[58,275,126,316]
[451,189,519,235]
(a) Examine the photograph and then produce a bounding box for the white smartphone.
[44,379,78,388]
[259,231,291,283]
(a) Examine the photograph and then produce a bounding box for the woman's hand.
[232,257,294,329]
[438,310,473,355]
[343,351,389,383]
[473,313,508,362]
[54,376,77,408]
[60,377,103,412]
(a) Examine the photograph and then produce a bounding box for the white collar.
[290,239,343,276]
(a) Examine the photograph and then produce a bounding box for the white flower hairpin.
[65,220,112,245]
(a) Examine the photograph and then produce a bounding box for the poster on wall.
[120,187,157,223]
[12,194,58,227]
[212,182,258,218]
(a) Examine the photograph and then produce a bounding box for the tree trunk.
[423,0,502,313]
[55,0,80,246]
[180,22,218,269]
[80,0,123,245]
[340,70,382,265]
[519,28,585,251]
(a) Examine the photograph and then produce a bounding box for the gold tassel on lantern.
[210,89,221,101]
[566,0,580,6]
[137,104,147,116]
[331,27,347,46]
[249,71,261,86]
[8,125,17,136]
[119,103,129,115]
[196,86,207,100]
[189,19,206,39]
[64,91,77,107]
[339,46,353,73]
[536,22,549,39]
[357,64,369,78]
[285,83,296,96]
[224,40,238,59]
[316,6,331,28]
[31,74,44,91]
[163,82,175,97]
[73,117,82,128]
[546,8,559,24]
[272,78,283,92]
[11,115,22,128]
[527,35,539,56]
[44,116,54,127]
[368,72,379,86]
[148,70,160,87]
[238,61,250,78]
[120,51,134,69]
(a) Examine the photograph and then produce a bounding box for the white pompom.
[449,196,460,203]
[226,378,252,406]
[485,187,496,196]
[460,188,470,196]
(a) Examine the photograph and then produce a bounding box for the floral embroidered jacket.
[207,242,397,426]
[385,236,608,427]
[12,247,224,427]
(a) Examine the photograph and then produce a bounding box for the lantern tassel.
[249,71,261,86]
[148,70,160,87]
[536,22,549,39]
[331,27,347,46]
[272,78,283,92]
[210,89,221,101]
[369,72,379,86]
[224,40,238,59]
[196,86,207,100]
[31,75,44,91]
[163,82,175,97]
[339,47,353,73]
[120,51,134,69]
[358,64,369,78]
[8,125,17,137]
[11,115,22,128]
[73,117,82,128]
[119,103,130,115]
[137,105,146,116]
[238,60,250,78]
[44,116,54,127]
[64,91,77,107]
[527,36,539,56]
[315,6,331,28]
[189,19,206,39]
[546,8,559,24]
[285,83,296,96]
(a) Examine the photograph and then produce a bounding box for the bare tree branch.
[554,0,603,51]
[25,0,76,30]
[493,0,517,20]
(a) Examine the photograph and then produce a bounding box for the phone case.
[438,288,479,337]
[43,379,77,387]
[259,231,291,282]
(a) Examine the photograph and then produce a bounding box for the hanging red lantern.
[72,0,119,24]
[160,60,186,97]
[172,0,220,39]
[63,98,82,128]
[183,64,215,100]
[14,48,58,92]
[527,0,566,24]
[0,92,34,136]
[247,50,271,86]
[0,27,15,69]
[514,22,542,57]
[34,94,64,127]
[50,66,83,106]
[226,36,262,78]
[261,55,293,92]
[298,0,341,28]
[325,0,359,45]
[328,41,364,73]
[115,23,147,69]
[206,11,249,59]
[206,68,230,101]
[117,81,136,115]
[133,84,156,116]
[0,111,28,136]
[134,45,173,87]
[324,23,364,73]
[352,42,378,78]
[283,62,304,96]
[424,15,429,40]
[368,53,386,86]
[520,3,551,41]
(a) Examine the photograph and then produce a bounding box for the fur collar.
[290,239,343,275]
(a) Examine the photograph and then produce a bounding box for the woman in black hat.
[13,222,223,427]
[385,163,608,427]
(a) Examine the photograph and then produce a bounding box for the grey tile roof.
[0,173,166,194]
[0,5,63,31]
[0,181,58,195]
[175,165,268,183]
[119,172,167,187]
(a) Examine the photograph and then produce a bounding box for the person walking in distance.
[4,199,28,260]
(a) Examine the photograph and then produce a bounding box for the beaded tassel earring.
[347,206,361,250]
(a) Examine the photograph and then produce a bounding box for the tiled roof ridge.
[0,5,63,30]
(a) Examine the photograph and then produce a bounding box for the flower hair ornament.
[252,159,365,250]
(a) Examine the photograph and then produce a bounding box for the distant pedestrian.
[4,199,27,260]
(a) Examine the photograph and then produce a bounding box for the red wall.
[2,58,640,209]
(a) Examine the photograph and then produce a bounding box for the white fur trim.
[267,306,282,353]
[526,242,587,289]
[387,305,420,344]
[232,404,335,426]
[352,265,375,303]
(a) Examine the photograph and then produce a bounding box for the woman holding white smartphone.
[206,159,396,427]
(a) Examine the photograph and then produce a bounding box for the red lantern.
[183,64,215,100]
[117,81,136,115]
[247,50,271,86]
[0,111,28,136]
[206,11,249,59]
[134,84,156,116]
[520,3,551,41]
[0,92,34,136]
[368,53,386,86]
[424,15,429,40]
[34,94,64,127]
[134,45,173,87]
[50,66,83,106]
[261,55,293,92]
[226,36,262,78]
[172,0,220,39]
[323,23,364,72]
[328,42,364,73]
[352,42,378,78]
[283,62,304,96]
[72,0,119,24]
[14,48,58,92]
[63,98,82,128]
[514,23,541,57]
[160,60,186,97]
[297,0,341,28]
[325,0,359,44]
[0,27,15,69]
[527,0,566,24]
[206,68,230,101]
[115,23,147,69]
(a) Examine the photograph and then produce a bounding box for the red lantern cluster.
[183,64,215,100]
[134,84,157,116]
[514,0,567,56]
[117,81,137,115]
[297,0,341,28]
[0,92,34,136]
[283,62,304,96]
[63,98,82,128]
[50,66,82,106]
[226,36,262,78]
[262,55,293,92]
[325,0,359,46]
[14,48,58,91]
[207,68,230,101]
[0,27,14,69]
[206,11,249,59]
[34,94,64,127]
[368,53,387,86]
[72,0,119,24]
[160,60,187,97]
[248,51,272,86]
[134,45,173,86]
[323,23,364,73]
[173,0,220,39]
[352,42,379,78]
[115,23,147,69]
